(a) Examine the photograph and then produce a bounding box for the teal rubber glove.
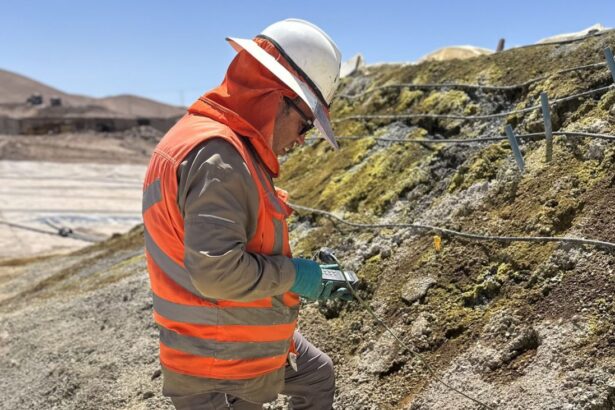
[319,264,354,302]
[290,258,323,300]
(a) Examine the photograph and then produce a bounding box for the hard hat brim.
[226,37,339,150]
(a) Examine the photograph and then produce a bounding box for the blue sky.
[3,1,615,106]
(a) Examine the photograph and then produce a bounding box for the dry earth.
[0,126,160,164]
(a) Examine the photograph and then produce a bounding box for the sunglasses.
[284,97,314,135]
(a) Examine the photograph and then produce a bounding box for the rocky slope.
[1,32,615,409]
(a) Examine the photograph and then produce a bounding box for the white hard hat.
[226,18,342,149]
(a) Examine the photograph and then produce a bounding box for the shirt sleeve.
[177,138,296,302]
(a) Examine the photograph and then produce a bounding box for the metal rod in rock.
[604,47,615,83]
[496,38,505,52]
[505,125,525,172]
[540,92,553,162]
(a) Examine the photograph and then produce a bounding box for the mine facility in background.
[0,93,181,135]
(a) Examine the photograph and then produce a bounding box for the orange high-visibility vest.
[142,112,299,380]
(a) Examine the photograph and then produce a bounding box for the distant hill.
[0,68,185,118]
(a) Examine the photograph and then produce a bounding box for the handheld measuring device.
[320,267,359,289]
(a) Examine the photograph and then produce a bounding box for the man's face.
[271,97,314,156]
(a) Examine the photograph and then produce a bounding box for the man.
[142,19,345,409]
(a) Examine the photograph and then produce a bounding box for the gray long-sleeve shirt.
[176,138,296,302]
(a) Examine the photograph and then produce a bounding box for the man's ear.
[280,97,291,115]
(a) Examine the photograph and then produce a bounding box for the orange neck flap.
[188,38,298,177]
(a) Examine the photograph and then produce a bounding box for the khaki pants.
[171,331,335,410]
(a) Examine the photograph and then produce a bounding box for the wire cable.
[306,130,615,146]
[290,204,615,251]
[335,63,607,100]
[333,84,614,123]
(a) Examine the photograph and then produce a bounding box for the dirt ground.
[0,126,160,164]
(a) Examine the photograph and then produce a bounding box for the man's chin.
[278,146,294,156]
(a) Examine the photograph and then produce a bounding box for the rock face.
[401,276,436,304]
[279,29,615,409]
[2,31,615,409]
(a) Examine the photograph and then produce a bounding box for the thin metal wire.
[326,252,496,409]
[308,134,524,144]
[335,63,607,100]
[556,61,607,75]
[290,204,615,251]
[337,83,528,100]
[306,130,615,146]
[554,130,615,140]
[333,84,614,123]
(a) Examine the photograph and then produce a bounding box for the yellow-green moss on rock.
[417,90,478,115]
[461,263,514,306]
[395,88,424,112]
[279,137,376,208]
[318,142,431,214]
[448,141,510,191]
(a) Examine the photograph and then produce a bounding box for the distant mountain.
[0,68,185,118]
[96,94,184,118]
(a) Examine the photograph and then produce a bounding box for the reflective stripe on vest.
[142,179,161,212]
[159,326,291,360]
[142,113,299,380]
[144,227,204,298]
[152,293,298,326]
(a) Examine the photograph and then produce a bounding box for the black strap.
[255,34,329,108]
